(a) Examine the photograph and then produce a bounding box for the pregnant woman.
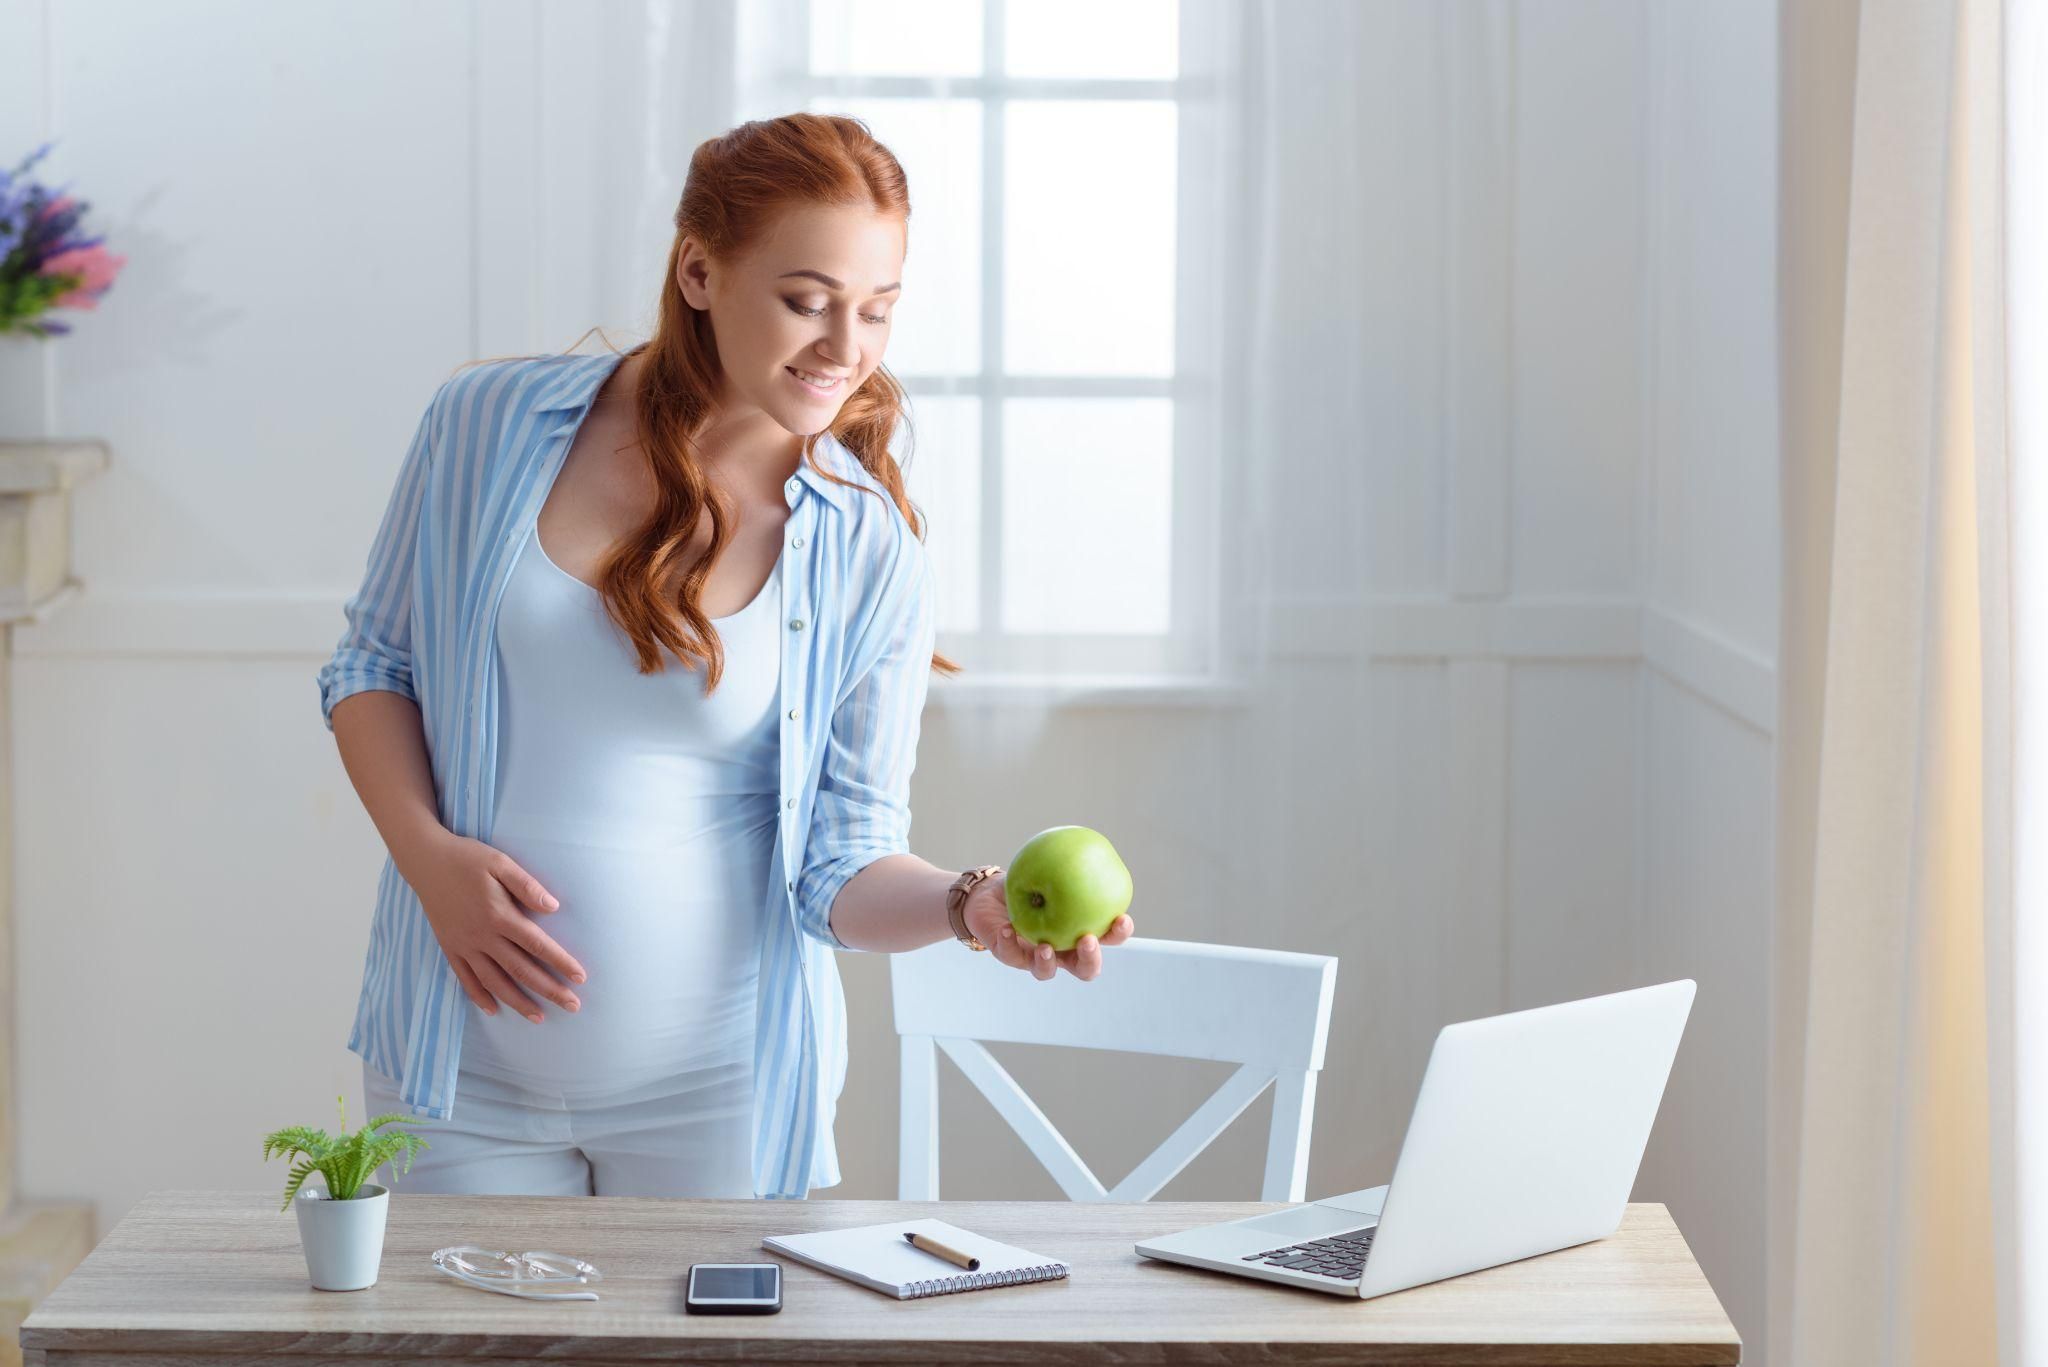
[317,114,1134,1200]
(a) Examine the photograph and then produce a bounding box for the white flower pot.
[293,1182,389,1290]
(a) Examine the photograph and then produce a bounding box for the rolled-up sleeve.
[796,529,939,950]
[315,386,441,732]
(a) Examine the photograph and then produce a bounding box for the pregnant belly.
[459,823,770,1096]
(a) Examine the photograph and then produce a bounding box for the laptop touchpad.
[1238,1205,1368,1238]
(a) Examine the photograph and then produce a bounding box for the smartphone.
[685,1262,783,1314]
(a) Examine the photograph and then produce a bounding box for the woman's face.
[679,202,905,436]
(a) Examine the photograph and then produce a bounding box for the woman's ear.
[676,237,713,311]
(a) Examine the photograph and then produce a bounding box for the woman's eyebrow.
[779,268,901,294]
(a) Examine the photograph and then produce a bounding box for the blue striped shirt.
[316,349,937,1199]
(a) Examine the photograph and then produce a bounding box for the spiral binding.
[903,1262,1070,1298]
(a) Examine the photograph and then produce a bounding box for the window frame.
[736,0,1228,682]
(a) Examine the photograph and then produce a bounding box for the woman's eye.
[786,300,891,325]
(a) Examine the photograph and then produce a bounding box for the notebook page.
[762,1217,1065,1293]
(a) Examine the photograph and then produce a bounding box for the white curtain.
[1775,0,2042,1361]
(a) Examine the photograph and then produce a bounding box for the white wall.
[1632,2,1781,1356]
[2,0,1776,1357]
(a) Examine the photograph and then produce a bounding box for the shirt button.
[787,707,800,720]
[791,536,804,549]
[787,880,795,892]
[789,618,805,631]
[786,797,796,809]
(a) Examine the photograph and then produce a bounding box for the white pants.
[360,1053,754,1198]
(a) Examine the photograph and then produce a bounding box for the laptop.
[1134,978,1696,1299]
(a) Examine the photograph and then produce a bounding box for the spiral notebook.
[761,1217,1069,1299]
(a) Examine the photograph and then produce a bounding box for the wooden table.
[21,1192,1740,1364]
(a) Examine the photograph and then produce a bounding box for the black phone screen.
[691,1265,778,1300]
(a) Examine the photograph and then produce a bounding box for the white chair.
[891,936,1339,1202]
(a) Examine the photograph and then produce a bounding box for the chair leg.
[1263,1069,1317,1202]
[899,1034,940,1200]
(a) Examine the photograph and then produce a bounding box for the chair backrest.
[890,936,1339,1202]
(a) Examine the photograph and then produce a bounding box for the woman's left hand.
[961,872,1135,982]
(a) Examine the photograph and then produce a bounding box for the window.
[738,0,1219,679]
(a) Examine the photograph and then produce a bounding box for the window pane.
[1001,398,1172,633]
[1004,101,1176,377]
[898,396,981,633]
[809,0,981,78]
[808,96,983,377]
[1006,0,1178,79]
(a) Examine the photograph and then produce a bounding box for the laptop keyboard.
[1242,1225,1376,1280]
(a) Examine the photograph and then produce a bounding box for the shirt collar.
[529,351,868,513]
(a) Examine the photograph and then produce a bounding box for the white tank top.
[460,527,782,1099]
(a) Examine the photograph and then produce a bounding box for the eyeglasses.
[431,1244,604,1301]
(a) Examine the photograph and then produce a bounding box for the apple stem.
[1029,892,1046,908]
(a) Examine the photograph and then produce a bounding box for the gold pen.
[903,1230,980,1271]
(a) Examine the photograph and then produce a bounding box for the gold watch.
[946,864,1004,952]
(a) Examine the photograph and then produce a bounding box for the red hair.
[463,111,958,691]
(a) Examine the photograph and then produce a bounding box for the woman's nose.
[819,315,858,367]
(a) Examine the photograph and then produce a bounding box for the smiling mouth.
[786,366,847,393]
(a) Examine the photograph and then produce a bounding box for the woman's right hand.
[400,830,587,1024]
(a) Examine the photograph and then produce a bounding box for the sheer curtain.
[1775,0,2042,1361]
[2011,9,2047,1360]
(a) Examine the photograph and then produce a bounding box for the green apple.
[1004,825,1134,952]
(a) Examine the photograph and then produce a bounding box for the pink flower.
[35,194,76,222]
[38,243,125,310]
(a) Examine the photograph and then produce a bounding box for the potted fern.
[264,1093,433,1291]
